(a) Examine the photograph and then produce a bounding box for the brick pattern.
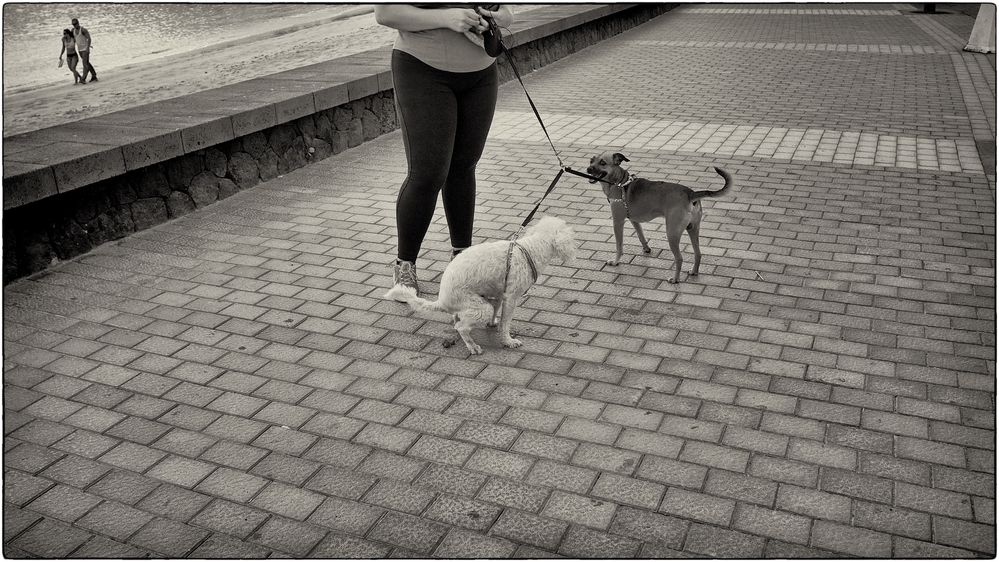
[3,2,994,559]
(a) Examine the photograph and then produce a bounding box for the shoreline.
[3,6,376,97]
[2,8,396,137]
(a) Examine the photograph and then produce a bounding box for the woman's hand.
[440,8,487,34]
[476,5,514,29]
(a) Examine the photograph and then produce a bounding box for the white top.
[73,26,90,52]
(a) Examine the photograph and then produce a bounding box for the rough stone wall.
[3,92,398,282]
[3,4,672,283]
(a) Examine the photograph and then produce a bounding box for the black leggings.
[392,49,498,263]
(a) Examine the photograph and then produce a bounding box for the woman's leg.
[68,57,81,82]
[391,51,459,264]
[441,64,498,251]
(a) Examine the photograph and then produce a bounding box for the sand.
[2,7,397,137]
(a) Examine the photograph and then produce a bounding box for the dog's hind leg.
[687,220,701,277]
[453,296,493,355]
[631,220,652,255]
[664,211,687,284]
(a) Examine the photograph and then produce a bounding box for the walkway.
[4,4,995,558]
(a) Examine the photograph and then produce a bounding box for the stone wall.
[3,4,673,283]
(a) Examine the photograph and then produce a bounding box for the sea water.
[2,3,362,92]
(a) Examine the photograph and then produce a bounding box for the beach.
[2,6,396,137]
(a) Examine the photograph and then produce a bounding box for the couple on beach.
[58,18,98,85]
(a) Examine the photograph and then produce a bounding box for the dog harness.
[606,172,637,218]
[501,240,538,301]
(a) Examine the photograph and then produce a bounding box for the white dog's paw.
[465,342,484,355]
[502,337,523,349]
[605,258,619,266]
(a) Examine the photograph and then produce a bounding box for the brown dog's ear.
[612,153,629,165]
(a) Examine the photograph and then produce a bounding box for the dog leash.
[499,42,634,223]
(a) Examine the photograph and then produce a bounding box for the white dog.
[385,216,577,354]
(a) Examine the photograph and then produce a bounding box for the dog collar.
[512,241,539,283]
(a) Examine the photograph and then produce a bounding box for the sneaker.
[451,246,468,260]
[390,260,419,301]
[90,76,98,82]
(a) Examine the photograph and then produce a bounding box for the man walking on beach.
[72,18,98,83]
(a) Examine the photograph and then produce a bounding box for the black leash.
[497,41,625,230]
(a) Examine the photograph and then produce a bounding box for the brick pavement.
[4,3,995,558]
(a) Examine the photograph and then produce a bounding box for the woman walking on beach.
[58,29,82,84]
[375,4,513,298]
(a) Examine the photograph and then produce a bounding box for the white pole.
[964,3,997,54]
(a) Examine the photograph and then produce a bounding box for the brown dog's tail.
[689,167,734,202]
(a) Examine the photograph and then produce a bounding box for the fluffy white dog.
[385,216,577,355]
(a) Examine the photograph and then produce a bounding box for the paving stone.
[679,441,750,472]
[853,499,931,540]
[352,422,419,453]
[71,534,150,558]
[615,427,683,458]
[511,431,578,462]
[591,472,665,510]
[705,468,778,506]
[249,516,327,557]
[491,509,569,551]
[254,425,318,455]
[146,454,215,488]
[932,515,996,554]
[39,455,109,488]
[776,483,852,523]
[202,414,268,444]
[465,447,535,480]
[572,442,642,475]
[558,524,641,558]
[76,500,154,541]
[129,517,209,557]
[636,455,708,488]
[137,484,212,522]
[26,484,101,523]
[659,487,734,526]
[302,437,371,468]
[362,479,437,515]
[308,496,384,536]
[609,505,687,549]
[811,519,892,557]
[542,490,618,529]
[250,481,324,520]
[190,533,271,558]
[195,466,268,503]
[367,511,448,555]
[748,455,818,487]
[358,450,425,483]
[434,528,517,559]
[309,533,392,558]
[416,463,487,496]
[732,503,811,544]
[10,517,92,557]
[3,504,41,541]
[87,469,159,505]
[190,499,270,538]
[424,494,502,531]
[477,476,550,512]
[408,434,476,466]
[684,523,765,558]
[3,470,55,507]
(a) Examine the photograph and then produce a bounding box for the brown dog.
[586,151,734,283]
